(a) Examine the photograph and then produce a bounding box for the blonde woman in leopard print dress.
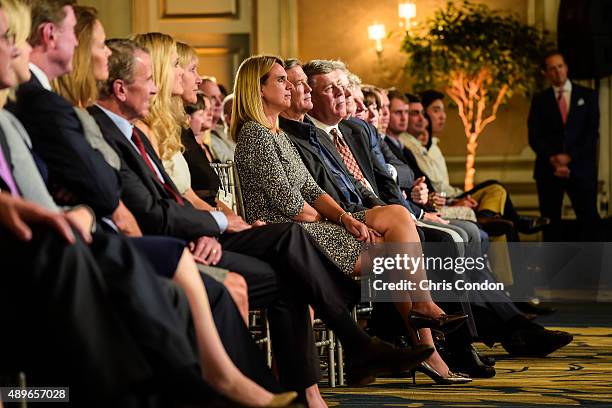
[231,55,469,384]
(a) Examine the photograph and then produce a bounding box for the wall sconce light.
[367,23,386,57]
[398,0,416,31]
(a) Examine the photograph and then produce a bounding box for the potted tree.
[402,0,551,190]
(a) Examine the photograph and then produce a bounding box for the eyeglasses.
[0,29,16,45]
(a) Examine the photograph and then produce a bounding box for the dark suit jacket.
[88,105,220,239]
[280,116,377,212]
[7,74,121,216]
[528,82,599,180]
[348,118,416,190]
[181,128,220,206]
[383,136,436,193]
[338,120,408,207]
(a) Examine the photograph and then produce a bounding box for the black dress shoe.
[346,337,434,386]
[446,345,496,378]
[517,216,551,234]
[515,301,557,316]
[477,215,515,237]
[502,328,573,357]
[475,348,496,367]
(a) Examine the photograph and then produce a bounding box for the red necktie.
[330,128,370,191]
[557,90,568,125]
[131,128,184,205]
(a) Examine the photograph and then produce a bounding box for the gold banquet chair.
[210,161,341,387]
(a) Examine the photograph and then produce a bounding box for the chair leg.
[327,330,336,388]
[264,311,272,368]
[336,339,345,386]
[19,372,27,408]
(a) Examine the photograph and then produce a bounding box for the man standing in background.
[528,51,600,241]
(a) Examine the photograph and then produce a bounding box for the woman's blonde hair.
[0,0,31,108]
[132,32,183,161]
[52,5,99,107]
[230,55,283,142]
[176,41,197,70]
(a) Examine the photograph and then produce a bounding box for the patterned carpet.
[321,326,612,407]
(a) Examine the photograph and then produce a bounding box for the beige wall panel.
[194,48,242,89]
[79,0,132,38]
[130,0,254,89]
[297,0,529,157]
[162,0,238,17]
[132,0,252,34]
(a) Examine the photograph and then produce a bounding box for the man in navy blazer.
[528,51,600,241]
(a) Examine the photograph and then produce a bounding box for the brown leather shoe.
[477,215,515,237]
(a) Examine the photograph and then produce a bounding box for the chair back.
[210,160,246,219]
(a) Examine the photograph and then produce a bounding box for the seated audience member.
[91,40,432,406]
[421,89,549,236]
[348,74,368,121]
[1,2,299,406]
[395,91,548,237]
[280,58,573,371]
[233,54,474,384]
[132,33,230,216]
[361,86,381,128]
[177,43,235,213]
[184,93,222,202]
[200,75,236,161]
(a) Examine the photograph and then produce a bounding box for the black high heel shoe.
[412,362,472,385]
[409,311,469,334]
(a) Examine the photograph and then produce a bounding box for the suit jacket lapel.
[384,137,406,164]
[565,82,581,128]
[89,106,167,197]
[133,126,183,195]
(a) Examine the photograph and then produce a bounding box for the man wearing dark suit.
[0,130,219,406]
[293,60,573,360]
[4,1,280,401]
[528,51,600,241]
[92,39,430,395]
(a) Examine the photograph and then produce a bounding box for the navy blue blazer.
[528,82,599,180]
[7,73,122,216]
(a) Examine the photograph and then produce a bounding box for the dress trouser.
[219,223,365,390]
[0,228,216,406]
[459,180,521,222]
[536,174,600,241]
[202,273,281,392]
[128,236,281,392]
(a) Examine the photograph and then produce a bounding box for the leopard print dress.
[235,121,366,275]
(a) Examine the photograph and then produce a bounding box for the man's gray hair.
[302,59,337,87]
[348,73,361,87]
[99,38,149,100]
[283,58,302,71]
[331,60,348,72]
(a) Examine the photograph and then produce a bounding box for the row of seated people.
[0,0,572,407]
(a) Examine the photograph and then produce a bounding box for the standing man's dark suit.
[528,81,600,241]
